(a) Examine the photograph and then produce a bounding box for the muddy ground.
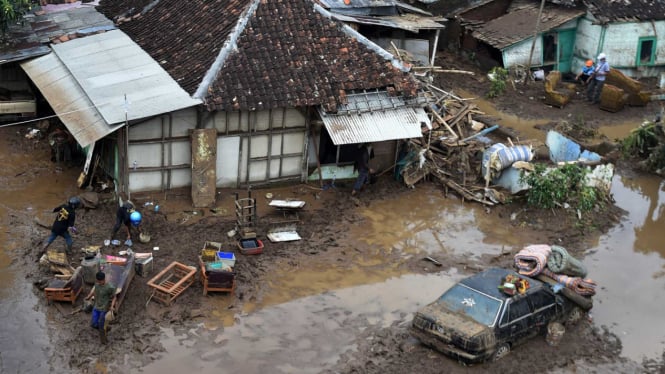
[9,50,665,373]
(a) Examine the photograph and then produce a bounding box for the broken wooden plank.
[428,105,458,140]
[432,169,494,206]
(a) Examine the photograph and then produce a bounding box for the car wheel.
[492,343,510,362]
[567,307,583,325]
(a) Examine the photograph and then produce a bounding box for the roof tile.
[98,0,417,112]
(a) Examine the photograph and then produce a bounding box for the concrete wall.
[502,19,578,69]
[574,17,665,78]
[503,38,542,68]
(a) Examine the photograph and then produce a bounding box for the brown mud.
[5,50,664,373]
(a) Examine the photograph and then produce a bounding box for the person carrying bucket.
[109,201,143,246]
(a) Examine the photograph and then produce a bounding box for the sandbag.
[547,245,588,278]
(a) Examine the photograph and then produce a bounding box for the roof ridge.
[193,0,261,100]
[313,3,411,73]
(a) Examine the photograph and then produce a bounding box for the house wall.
[124,107,308,193]
[503,38,542,68]
[126,107,197,192]
[206,108,308,188]
[502,19,578,69]
[574,17,665,78]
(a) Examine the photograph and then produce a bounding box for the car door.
[528,289,557,332]
[497,297,532,343]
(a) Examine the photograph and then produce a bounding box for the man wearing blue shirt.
[587,53,610,104]
[576,59,594,85]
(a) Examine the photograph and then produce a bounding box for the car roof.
[459,267,545,300]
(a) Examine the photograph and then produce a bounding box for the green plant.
[1,0,32,34]
[621,122,658,157]
[519,163,601,212]
[487,67,508,98]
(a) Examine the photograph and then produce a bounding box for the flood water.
[0,129,80,374]
[1,109,664,373]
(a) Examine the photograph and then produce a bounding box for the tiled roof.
[97,0,419,112]
[585,0,665,22]
[97,0,243,94]
[461,2,584,50]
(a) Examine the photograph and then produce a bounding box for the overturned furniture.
[198,256,235,296]
[44,266,84,305]
[147,261,197,305]
[599,84,629,113]
[605,69,651,106]
[544,71,575,108]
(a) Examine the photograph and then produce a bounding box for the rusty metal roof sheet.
[466,4,584,50]
[21,30,200,147]
[318,90,429,145]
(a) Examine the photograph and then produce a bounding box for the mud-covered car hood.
[416,303,490,337]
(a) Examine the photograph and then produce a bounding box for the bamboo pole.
[524,0,546,86]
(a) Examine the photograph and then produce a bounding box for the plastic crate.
[237,238,264,255]
[215,251,236,267]
[201,241,222,262]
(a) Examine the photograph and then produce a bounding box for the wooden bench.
[147,261,197,305]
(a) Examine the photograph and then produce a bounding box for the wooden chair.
[198,256,235,296]
[44,266,84,305]
[147,261,197,305]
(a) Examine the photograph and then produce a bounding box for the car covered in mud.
[410,267,580,364]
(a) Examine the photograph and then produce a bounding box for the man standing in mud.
[586,53,610,104]
[85,271,116,344]
[352,143,375,196]
[41,196,81,256]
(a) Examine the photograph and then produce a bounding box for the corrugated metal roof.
[318,91,429,145]
[21,52,115,147]
[21,30,201,147]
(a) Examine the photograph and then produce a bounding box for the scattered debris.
[423,256,442,266]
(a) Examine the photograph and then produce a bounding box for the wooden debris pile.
[397,83,511,206]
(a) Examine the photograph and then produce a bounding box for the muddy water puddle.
[585,174,665,360]
[351,185,531,258]
[0,129,80,373]
[138,271,461,374]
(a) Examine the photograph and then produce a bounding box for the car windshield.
[437,284,502,326]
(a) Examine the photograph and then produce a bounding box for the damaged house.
[8,0,432,204]
[319,0,447,66]
[450,0,665,80]
[453,0,585,72]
